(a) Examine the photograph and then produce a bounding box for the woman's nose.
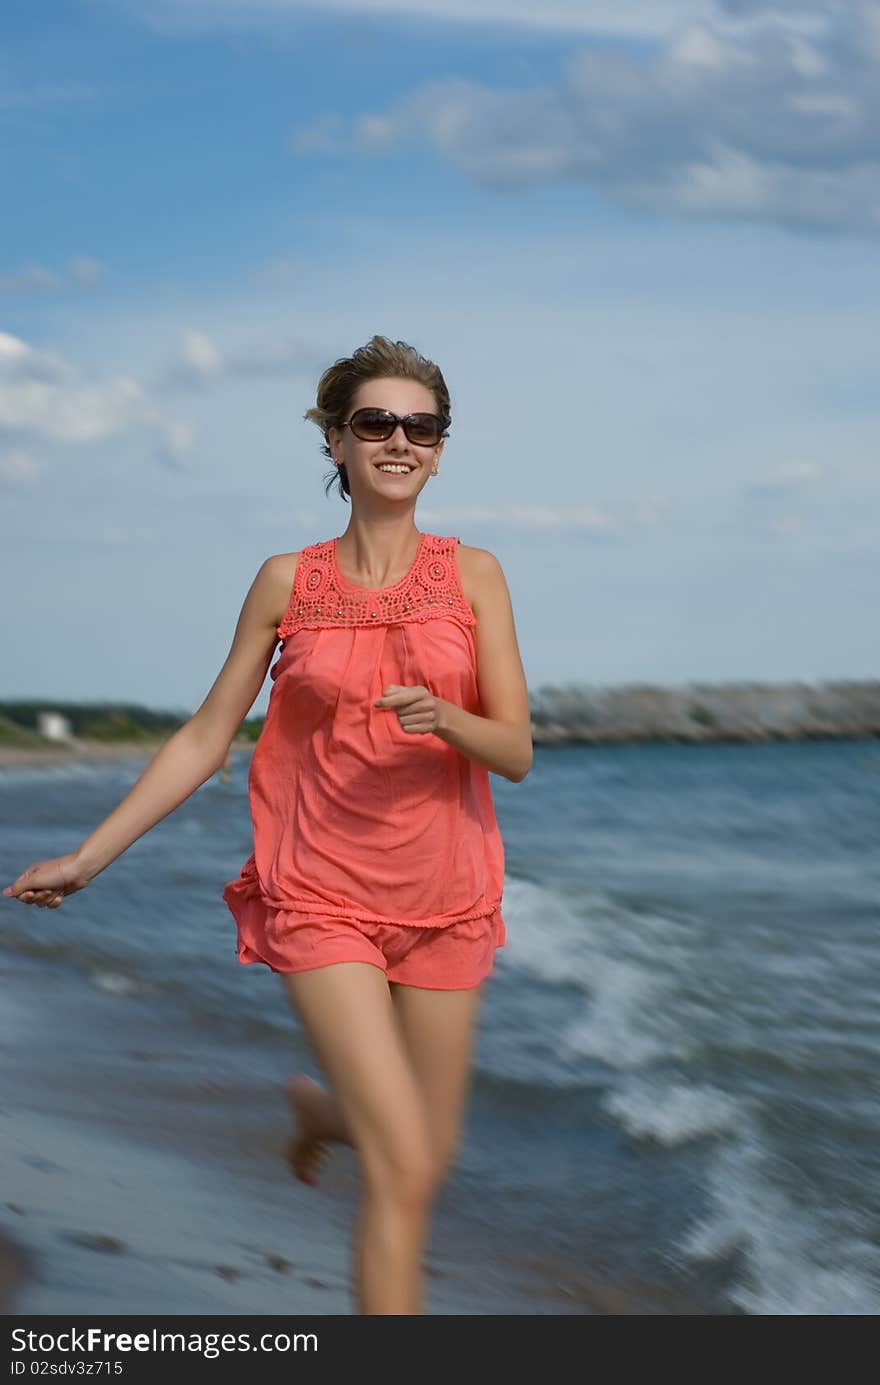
[387,424,410,448]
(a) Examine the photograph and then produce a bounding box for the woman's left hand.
[373,684,447,735]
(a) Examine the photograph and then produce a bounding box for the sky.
[2,0,878,716]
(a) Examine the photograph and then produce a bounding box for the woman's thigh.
[388,983,483,1178]
[280,961,434,1189]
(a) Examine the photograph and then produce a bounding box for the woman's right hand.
[2,854,91,910]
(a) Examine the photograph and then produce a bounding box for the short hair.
[304,334,452,502]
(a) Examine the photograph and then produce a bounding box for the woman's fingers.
[13,887,63,907]
[5,855,85,904]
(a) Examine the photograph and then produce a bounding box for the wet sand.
[0,1228,31,1313]
[0,748,693,1316]
[0,951,598,1316]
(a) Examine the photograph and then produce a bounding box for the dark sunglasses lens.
[405,414,442,445]
[350,409,394,440]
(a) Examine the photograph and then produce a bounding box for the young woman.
[3,335,533,1315]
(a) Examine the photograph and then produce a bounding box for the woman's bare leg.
[280,962,438,1315]
[284,1074,353,1184]
[388,983,483,1184]
[285,983,483,1186]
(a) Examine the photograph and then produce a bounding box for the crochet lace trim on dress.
[277,533,476,638]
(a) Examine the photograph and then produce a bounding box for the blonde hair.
[304,334,451,501]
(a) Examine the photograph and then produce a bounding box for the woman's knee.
[359,1123,439,1207]
[364,1115,462,1197]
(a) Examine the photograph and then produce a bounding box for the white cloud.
[0,448,39,489]
[180,329,224,379]
[113,1,862,42]
[161,327,321,388]
[746,458,822,497]
[0,330,192,464]
[0,258,106,297]
[0,265,62,294]
[670,20,747,67]
[112,0,719,41]
[70,257,105,288]
[356,114,399,153]
[294,7,880,234]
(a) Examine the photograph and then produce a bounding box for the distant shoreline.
[1,729,878,773]
[2,682,878,764]
[0,739,253,771]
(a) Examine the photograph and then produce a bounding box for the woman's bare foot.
[284,1075,350,1187]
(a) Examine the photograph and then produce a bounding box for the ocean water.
[2,738,879,1314]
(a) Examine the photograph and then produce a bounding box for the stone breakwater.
[528,680,880,745]
[2,683,878,759]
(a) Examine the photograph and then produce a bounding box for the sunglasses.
[342,408,446,447]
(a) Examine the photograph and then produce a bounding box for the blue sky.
[2,0,878,714]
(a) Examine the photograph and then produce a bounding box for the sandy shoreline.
[0,741,713,1316]
[0,950,601,1316]
[0,739,254,771]
[0,1228,31,1314]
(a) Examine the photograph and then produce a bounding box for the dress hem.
[221,865,503,931]
[223,887,506,977]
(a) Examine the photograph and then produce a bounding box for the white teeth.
[377,464,412,473]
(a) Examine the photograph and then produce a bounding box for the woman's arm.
[74,556,292,881]
[434,547,533,783]
[3,555,295,905]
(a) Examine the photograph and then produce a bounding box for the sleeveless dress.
[221,531,507,971]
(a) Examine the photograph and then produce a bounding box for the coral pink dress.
[222,532,506,970]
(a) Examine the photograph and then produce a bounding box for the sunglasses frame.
[342,408,447,447]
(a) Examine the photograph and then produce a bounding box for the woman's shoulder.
[263,537,335,612]
[454,542,506,618]
[263,549,302,629]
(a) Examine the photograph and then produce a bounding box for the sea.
[2,737,879,1314]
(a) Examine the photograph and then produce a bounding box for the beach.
[3,740,878,1315]
[0,971,358,1317]
[0,1227,31,1315]
[0,738,233,773]
[0,944,598,1316]
[0,742,599,1315]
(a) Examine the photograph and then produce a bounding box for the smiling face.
[327,376,445,500]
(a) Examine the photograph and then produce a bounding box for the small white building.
[37,711,74,742]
